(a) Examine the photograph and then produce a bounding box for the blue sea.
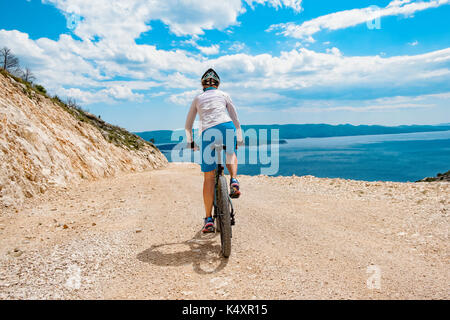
[160,130,450,182]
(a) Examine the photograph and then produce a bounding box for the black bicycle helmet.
[201,68,220,87]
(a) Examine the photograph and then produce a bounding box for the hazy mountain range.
[135,124,450,145]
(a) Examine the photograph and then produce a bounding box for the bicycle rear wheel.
[217,175,232,258]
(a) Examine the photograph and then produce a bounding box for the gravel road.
[0,163,448,299]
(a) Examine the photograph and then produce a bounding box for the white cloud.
[1,0,449,112]
[56,85,143,104]
[267,0,450,42]
[3,25,449,107]
[150,91,169,97]
[167,46,450,110]
[274,91,450,114]
[223,92,445,114]
[101,80,160,90]
[0,29,202,91]
[41,0,304,42]
[178,36,221,56]
[168,89,202,105]
[102,85,143,101]
[409,40,419,46]
[275,91,450,114]
[284,103,435,113]
[246,0,303,12]
[164,72,198,89]
[43,0,246,39]
[229,41,246,52]
[325,47,342,56]
[196,44,220,55]
[209,47,450,96]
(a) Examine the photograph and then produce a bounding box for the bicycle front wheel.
[217,175,232,258]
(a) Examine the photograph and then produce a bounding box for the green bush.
[34,84,47,95]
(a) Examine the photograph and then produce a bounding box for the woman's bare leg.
[203,170,215,218]
[226,152,238,179]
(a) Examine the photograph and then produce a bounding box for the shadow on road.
[137,230,229,274]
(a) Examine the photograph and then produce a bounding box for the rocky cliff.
[0,71,167,208]
[418,170,450,182]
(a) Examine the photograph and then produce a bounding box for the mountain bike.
[211,144,235,258]
[187,142,236,258]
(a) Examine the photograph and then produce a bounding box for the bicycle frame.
[212,145,234,223]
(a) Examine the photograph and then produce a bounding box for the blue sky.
[0,0,449,131]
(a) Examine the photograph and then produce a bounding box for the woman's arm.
[185,98,197,143]
[225,94,243,144]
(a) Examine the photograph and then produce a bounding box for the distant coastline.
[135,123,450,145]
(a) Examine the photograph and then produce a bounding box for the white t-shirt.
[185,88,242,143]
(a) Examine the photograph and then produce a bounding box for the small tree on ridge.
[0,47,20,72]
[22,67,36,83]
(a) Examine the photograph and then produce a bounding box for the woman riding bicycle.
[185,68,243,233]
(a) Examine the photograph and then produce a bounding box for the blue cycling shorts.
[200,121,237,172]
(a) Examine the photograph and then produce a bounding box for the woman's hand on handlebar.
[187,141,199,151]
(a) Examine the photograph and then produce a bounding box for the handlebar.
[210,144,227,151]
[187,141,243,150]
